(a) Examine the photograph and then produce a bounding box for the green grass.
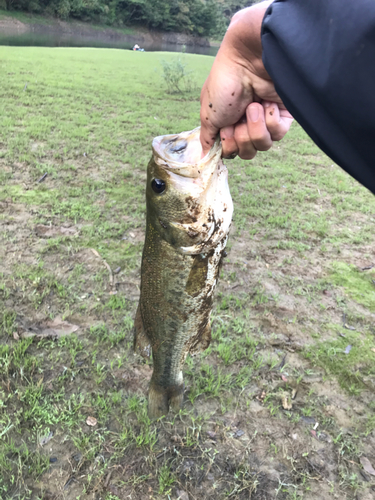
[305,329,375,393]
[330,262,375,311]
[1,46,375,500]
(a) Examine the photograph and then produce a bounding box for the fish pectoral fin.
[189,321,211,355]
[133,304,151,359]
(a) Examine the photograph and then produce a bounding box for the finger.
[246,103,273,151]
[200,82,220,156]
[233,121,257,160]
[263,101,294,141]
[220,125,239,158]
[200,106,219,157]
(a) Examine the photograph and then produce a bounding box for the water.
[0,32,219,56]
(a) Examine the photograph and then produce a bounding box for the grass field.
[0,47,375,500]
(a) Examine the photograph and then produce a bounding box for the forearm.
[224,1,273,78]
[261,0,375,193]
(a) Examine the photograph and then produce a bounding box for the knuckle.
[270,128,286,141]
[240,150,257,160]
[254,140,273,152]
[235,129,249,144]
[222,145,238,159]
[249,126,272,150]
[267,120,286,141]
[239,143,256,160]
[272,133,284,142]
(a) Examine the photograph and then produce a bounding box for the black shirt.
[261,0,375,194]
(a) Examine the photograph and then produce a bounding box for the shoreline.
[0,11,212,47]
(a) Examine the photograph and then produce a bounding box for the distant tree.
[2,0,245,38]
[220,1,256,23]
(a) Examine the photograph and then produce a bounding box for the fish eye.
[151,178,166,194]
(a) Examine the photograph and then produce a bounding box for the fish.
[134,127,233,418]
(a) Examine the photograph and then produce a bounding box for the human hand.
[200,1,293,159]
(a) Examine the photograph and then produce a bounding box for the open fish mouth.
[152,127,220,178]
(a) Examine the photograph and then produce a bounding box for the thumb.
[263,101,294,141]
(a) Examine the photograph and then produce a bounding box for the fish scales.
[134,127,233,418]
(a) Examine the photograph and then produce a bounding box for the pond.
[0,32,219,56]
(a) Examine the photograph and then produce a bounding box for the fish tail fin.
[148,380,184,419]
[133,304,151,358]
[148,383,170,419]
[168,384,184,413]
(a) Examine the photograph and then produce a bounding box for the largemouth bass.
[134,127,233,418]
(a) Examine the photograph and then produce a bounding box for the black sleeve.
[261,0,375,194]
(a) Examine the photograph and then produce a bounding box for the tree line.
[1,0,256,38]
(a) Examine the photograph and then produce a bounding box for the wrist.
[223,1,273,75]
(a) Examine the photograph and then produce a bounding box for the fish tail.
[148,384,169,419]
[168,384,184,413]
[148,381,184,419]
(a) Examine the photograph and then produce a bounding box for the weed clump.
[331,261,375,311]
[304,331,375,394]
[160,57,197,94]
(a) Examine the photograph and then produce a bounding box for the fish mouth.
[152,127,221,179]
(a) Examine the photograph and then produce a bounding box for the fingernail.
[249,106,259,122]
